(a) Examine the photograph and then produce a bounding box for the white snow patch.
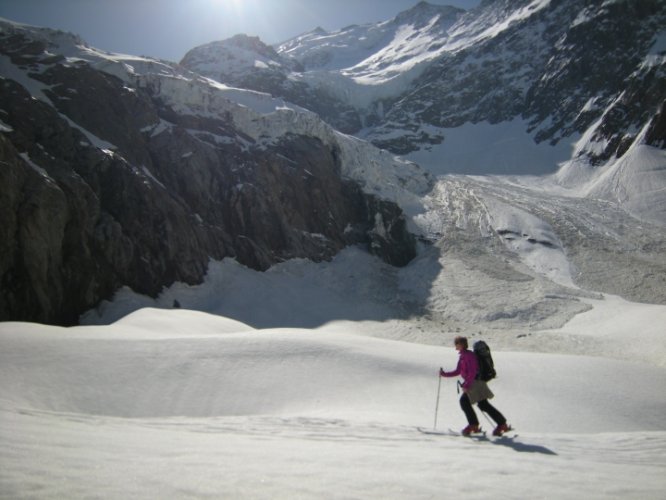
[18,152,52,181]
[555,122,666,227]
[585,140,666,227]
[2,300,666,498]
[0,118,13,133]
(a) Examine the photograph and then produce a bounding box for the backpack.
[473,340,496,381]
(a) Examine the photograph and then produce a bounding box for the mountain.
[181,2,465,137]
[180,0,666,254]
[1,0,665,328]
[182,0,666,174]
[0,19,431,325]
[180,33,364,134]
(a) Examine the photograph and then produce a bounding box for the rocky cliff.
[0,22,430,325]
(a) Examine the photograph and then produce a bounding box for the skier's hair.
[454,336,468,349]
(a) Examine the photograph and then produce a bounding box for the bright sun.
[209,0,246,13]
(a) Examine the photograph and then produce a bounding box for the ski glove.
[439,368,446,377]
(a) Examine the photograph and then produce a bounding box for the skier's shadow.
[481,435,557,455]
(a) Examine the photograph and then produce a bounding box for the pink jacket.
[442,349,478,390]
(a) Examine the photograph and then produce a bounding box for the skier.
[439,336,510,436]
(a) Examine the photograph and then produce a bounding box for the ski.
[418,426,516,438]
[417,426,486,437]
[451,427,487,438]
[417,427,458,436]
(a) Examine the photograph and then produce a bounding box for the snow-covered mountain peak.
[0,17,84,50]
[276,2,463,76]
[0,17,172,82]
[217,34,281,60]
[180,33,298,83]
[443,0,551,51]
[392,1,464,26]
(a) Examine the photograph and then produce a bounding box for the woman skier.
[440,336,510,436]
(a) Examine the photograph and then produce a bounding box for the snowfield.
[1,306,666,499]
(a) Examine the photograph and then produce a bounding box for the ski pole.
[481,409,494,428]
[433,371,442,430]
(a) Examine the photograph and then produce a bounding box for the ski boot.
[462,424,481,436]
[493,423,511,436]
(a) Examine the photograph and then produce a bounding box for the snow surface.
[31,226,666,500]
[584,131,666,228]
[3,296,666,498]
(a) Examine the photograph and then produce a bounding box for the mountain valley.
[1,0,665,329]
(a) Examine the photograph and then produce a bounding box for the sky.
[0,0,481,62]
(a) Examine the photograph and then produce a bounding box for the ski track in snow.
[2,407,665,499]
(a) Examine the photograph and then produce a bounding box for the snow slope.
[585,144,666,228]
[1,306,666,499]
[275,3,464,107]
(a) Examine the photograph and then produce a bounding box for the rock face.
[0,24,421,325]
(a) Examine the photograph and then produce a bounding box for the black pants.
[460,393,506,426]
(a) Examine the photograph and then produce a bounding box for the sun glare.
[207,0,245,16]
[197,0,311,45]
[210,0,242,7]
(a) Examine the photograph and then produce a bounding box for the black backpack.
[473,340,496,381]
